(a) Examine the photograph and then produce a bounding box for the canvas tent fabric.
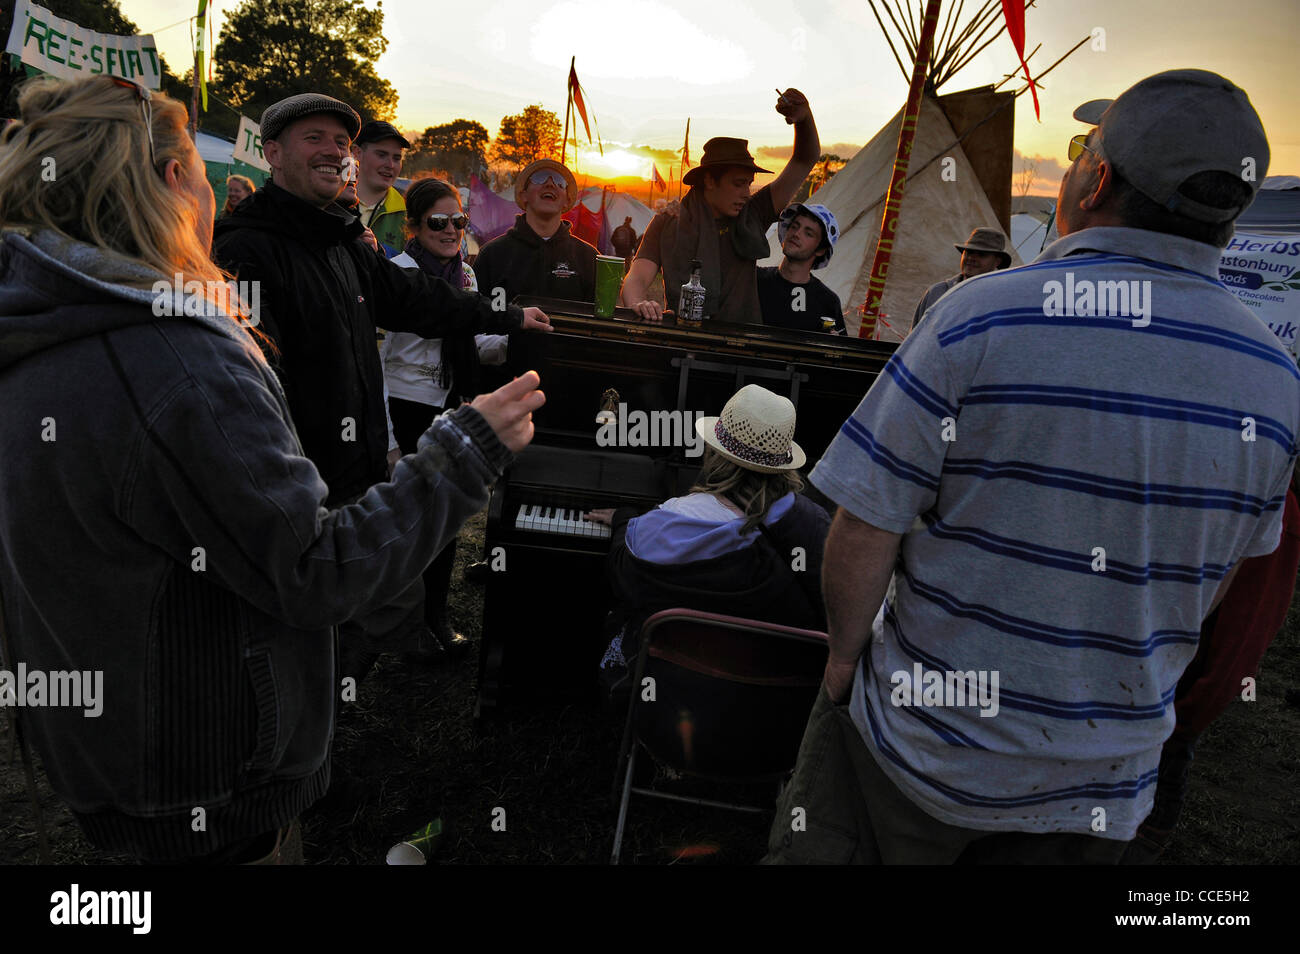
[468,177,654,252]
[759,95,1020,339]
[1011,211,1053,260]
[1237,176,1300,235]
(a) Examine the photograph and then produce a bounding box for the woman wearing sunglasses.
[380,178,509,658]
[0,77,542,863]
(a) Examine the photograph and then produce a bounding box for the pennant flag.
[194,0,209,111]
[1000,0,1039,120]
[568,59,593,144]
[652,164,667,192]
[680,118,691,169]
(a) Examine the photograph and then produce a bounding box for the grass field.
[2,508,1297,865]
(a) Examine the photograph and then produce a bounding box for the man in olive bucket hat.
[911,226,1013,327]
[621,89,822,325]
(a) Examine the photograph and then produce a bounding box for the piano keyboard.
[514,504,612,539]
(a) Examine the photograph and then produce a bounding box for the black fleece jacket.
[214,183,526,504]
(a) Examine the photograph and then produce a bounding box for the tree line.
[1,0,566,186]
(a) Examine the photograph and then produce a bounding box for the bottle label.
[679,288,705,322]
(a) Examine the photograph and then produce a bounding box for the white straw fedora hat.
[695,384,806,474]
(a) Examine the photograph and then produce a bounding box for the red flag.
[1001,0,1040,120]
[568,61,593,144]
[680,118,691,169]
[652,164,667,192]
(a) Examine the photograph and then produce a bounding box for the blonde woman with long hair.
[0,76,543,864]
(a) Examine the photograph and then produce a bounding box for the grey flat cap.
[260,93,361,142]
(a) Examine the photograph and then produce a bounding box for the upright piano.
[475,298,896,717]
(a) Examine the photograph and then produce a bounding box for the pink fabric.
[467,175,519,245]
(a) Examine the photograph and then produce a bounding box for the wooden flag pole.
[561,56,573,165]
[859,0,943,339]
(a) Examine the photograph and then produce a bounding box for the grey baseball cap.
[1073,69,1269,224]
[260,93,361,142]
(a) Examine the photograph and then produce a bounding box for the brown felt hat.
[954,227,1012,268]
[682,137,772,187]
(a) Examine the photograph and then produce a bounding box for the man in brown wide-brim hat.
[620,89,821,325]
[911,226,1013,327]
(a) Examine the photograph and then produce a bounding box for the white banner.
[4,0,161,89]
[1219,232,1300,359]
[233,115,271,173]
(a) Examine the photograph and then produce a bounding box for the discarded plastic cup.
[386,818,442,865]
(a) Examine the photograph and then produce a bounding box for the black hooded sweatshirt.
[473,214,598,305]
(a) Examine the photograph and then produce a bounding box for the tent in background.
[468,177,654,253]
[1010,195,1055,261]
[758,92,1021,339]
[196,130,268,211]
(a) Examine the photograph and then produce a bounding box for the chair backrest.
[632,608,828,782]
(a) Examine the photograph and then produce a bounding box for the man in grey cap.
[215,92,551,674]
[767,70,1298,865]
[910,226,1011,328]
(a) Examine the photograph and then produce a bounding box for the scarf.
[659,186,772,318]
[401,236,479,399]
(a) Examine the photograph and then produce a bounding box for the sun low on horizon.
[124,0,1298,196]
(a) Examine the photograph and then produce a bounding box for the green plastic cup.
[595,255,624,318]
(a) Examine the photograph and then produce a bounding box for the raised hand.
[469,371,546,453]
[775,88,811,125]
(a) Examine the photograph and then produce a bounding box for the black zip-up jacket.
[473,214,597,305]
[0,228,513,861]
[214,183,526,504]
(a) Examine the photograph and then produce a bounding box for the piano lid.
[511,296,897,370]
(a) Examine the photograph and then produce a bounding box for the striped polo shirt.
[811,226,1300,842]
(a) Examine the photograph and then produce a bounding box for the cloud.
[529,1,751,85]
[1014,149,1067,194]
[755,142,861,161]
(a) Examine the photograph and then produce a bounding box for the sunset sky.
[123,0,1298,195]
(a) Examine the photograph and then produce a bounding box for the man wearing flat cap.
[473,158,597,304]
[621,89,821,325]
[769,70,1300,865]
[214,92,551,678]
[352,119,411,257]
[911,226,1011,327]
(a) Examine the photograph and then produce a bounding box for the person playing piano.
[619,89,821,324]
[584,385,830,700]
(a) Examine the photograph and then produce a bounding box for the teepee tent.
[771,1,1085,339]
[762,92,1021,339]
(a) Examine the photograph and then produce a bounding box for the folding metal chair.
[610,607,827,864]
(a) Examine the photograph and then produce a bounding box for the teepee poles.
[859,0,944,340]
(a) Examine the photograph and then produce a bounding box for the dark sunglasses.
[108,76,156,168]
[426,212,469,231]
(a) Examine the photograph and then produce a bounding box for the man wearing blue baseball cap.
[758,202,845,335]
